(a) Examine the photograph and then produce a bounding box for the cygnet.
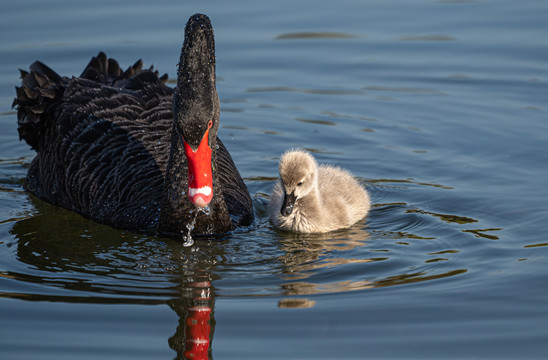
[269,150,370,233]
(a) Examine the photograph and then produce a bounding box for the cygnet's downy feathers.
[269,150,370,233]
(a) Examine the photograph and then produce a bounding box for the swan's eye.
[297,182,303,186]
[207,120,213,129]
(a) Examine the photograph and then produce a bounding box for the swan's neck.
[158,125,192,236]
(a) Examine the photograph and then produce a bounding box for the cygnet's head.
[278,150,318,216]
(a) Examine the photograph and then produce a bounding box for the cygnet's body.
[269,150,370,233]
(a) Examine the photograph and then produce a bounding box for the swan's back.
[16,55,173,230]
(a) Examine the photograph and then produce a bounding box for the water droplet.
[198,205,211,216]
[181,210,200,247]
[186,221,195,231]
[182,236,194,247]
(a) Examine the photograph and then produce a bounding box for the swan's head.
[278,150,318,216]
[174,14,220,208]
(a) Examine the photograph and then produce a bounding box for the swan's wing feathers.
[14,52,170,151]
[80,52,168,85]
[27,61,62,84]
[80,52,117,83]
[13,61,67,150]
[23,66,172,229]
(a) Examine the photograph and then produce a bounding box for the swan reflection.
[9,199,218,359]
[7,192,469,357]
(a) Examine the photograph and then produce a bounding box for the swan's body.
[269,150,370,233]
[13,14,253,237]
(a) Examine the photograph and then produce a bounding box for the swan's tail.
[13,52,168,150]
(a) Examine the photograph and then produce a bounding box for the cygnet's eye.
[297,182,303,186]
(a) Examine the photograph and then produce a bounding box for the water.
[1,0,547,358]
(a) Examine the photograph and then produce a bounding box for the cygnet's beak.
[281,191,297,216]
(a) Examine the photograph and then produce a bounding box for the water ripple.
[396,34,457,41]
[246,86,363,96]
[275,32,361,40]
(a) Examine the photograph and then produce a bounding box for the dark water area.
[1,0,547,359]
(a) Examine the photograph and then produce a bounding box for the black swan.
[13,14,254,238]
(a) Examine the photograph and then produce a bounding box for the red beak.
[183,124,213,208]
